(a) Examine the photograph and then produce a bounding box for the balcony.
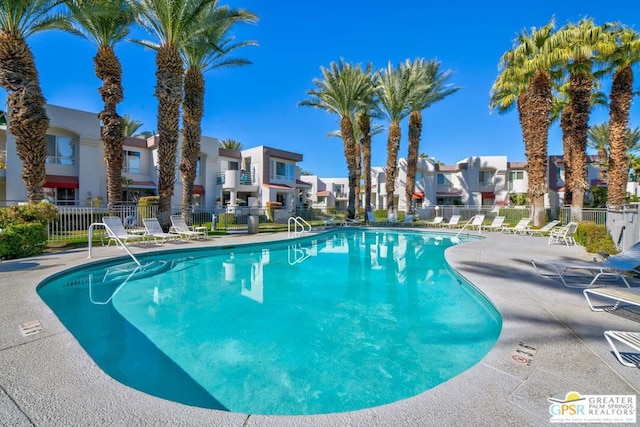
[217,170,258,191]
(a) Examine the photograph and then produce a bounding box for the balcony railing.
[216,171,255,185]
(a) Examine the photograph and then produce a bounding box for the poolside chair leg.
[604,332,640,368]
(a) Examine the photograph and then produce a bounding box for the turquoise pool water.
[37,229,501,415]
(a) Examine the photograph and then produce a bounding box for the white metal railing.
[288,216,311,238]
[88,222,141,266]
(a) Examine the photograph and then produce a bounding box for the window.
[271,160,294,181]
[196,157,201,177]
[123,150,141,173]
[479,171,493,185]
[43,187,76,205]
[46,135,76,165]
[509,171,524,181]
[437,173,451,186]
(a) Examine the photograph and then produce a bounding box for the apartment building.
[302,154,604,212]
[0,104,309,211]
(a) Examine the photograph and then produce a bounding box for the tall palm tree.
[553,18,605,219]
[179,2,257,215]
[588,123,640,181]
[404,58,459,215]
[0,0,68,203]
[490,20,557,226]
[64,0,135,211]
[299,59,374,219]
[327,69,380,215]
[376,60,423,215]
[134,0,216,229]
[603,25,640,207]
[219,138,243,150]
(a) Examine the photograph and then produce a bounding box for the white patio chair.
[548,222,578,246]
[102,216,145,247]
[143,217,177,245]
[441,214,461,228]
[485,216,505,232]
[500,218,531,235]
[424,216,444,227]
[170,215,206,240]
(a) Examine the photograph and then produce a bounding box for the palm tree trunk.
[95,46,125,213]
[340,115,358,219]
[155,44,183,230]
[180,67,204,218]
[354,132,361,218]
[0,32,49,203]
[385,121,401,213]
[524,71,552,227]
[406,110,421,215]
[560,105,573,206]
[607,65,633,208]
[358,111,372,214]
[568,70,592,221]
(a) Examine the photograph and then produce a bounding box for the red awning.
[44,175,79,189]
[481,192,495,198]
[317,190,331,196]
[193,185,205,195]
[412,191,424,200]
[264,184,293,190]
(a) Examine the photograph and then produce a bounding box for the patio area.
[1,229,639,426]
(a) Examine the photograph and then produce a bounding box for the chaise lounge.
[531,242,640,288]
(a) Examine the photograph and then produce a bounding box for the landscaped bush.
[0,223,48,259]
[575,221,619,255]
[0,202,58,228]
[138,196,160,219]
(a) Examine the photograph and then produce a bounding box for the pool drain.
[20,320,44,337]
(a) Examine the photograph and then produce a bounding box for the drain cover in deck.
[20,320,44,337]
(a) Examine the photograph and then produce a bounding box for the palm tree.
[404,59,459,215]
[553,18,606,219]
[490,20,557,227]
[588,123,640,181]
[376,60,423,215]
[64,0,135,211]
[0,0,68,203]
[179,2,257,215]
[603,25,640,207]
[299,59,374,219]
[219,138,243,150]
[122,114,142,136]
[134,0,216,229]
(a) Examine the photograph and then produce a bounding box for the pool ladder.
[88,222,141,266]
[288,216,311,238]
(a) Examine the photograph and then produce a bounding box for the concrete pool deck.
[1,228,639,426]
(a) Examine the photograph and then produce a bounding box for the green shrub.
[0,202,58,228]
[138,196,160,219]
[0,223,48,259]
[574,221,619,255]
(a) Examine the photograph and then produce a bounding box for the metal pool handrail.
[288,216,311,238]
[88,222,141,267]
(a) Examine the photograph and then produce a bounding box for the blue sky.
[2,0,639,177]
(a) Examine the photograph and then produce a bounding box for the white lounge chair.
[365,211,385,225]
[500,218,531,235]
[583,287,640,311]
[485,216,505,232]
[531,242,640,288]
[548,222,578,246]
[343,216,363,226]
[441,214,461,228]
[102,216,145,247]
[529,219,560,236]
[143,217,177,245]
[401,214,414,226]
[170,215,206,240]
[467,214,485,232]
[604,331,640,367]
[387,212,399,225]
[424,216,444,227]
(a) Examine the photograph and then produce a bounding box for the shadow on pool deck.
[0,229,639,426]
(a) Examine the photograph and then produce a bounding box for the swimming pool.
[37,229,501,415]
